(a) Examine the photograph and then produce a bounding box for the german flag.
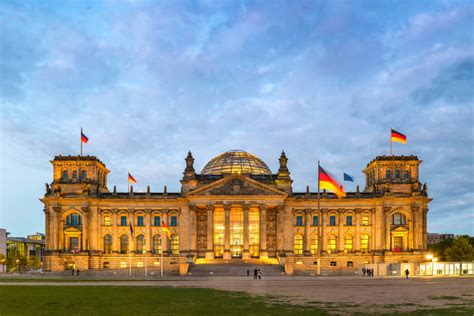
[319,166,346,198]
[161,221,171,239]
[128,172,137,184]
[391,129,407,144]
[81,130,89,143]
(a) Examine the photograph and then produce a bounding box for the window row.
[295,214,370,226]
[294,234,370,255]
[385,169,410,180]
[103,215,178,227]
[62,170,88,180]
[103,234,180,256]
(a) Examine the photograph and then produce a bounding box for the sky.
[0,0,473,236]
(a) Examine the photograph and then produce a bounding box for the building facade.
[6,233,45,272]
[41,150,431,274]
[427,233,455,245]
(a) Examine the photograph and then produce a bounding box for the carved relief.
[266,210,277,251]
[209,178,275,195]
[196,210,208,252]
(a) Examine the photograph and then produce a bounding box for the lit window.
[329,216,336,226]
[312,215,319,226]
[294,235,304,255]
[153,216,161,226]
[153,235,162,254]
[120,235,128,254]
[344,236,353,252]
[386,170,391,179]
[330,261,337,266]
[347,261,353,267]
[103,262,110,269]
[170,235,179,255]
[153,261,160,267]
[170,215,178,226]
[137,262,143,268]
[328,236,336,254]
[103,216,111,226]
[120,216,127,226]
[103,235,112,254]
[137,216,144,227]
[72,171,78,179]
[361,234,369,252]
[346,216,352,226]
[310,235,318,255]
[136,235,145,254]
[296,215,303,226]
[362,214,370,226]
[66,213,82,226]
[120,261,127,268]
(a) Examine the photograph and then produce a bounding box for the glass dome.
[201,150,272,175]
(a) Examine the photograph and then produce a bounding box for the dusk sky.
[0,0,473,236]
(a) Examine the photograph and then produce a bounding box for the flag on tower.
[161,222,171,239]
[81,129,89,143]
[319,166,346,198]
[343,173,354,182]
[128,172,137,184]
[391,129,407,144]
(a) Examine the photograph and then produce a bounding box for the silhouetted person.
[258,269,262,280]
[253,268,258,280]
[71,269,75,276]
[76,269,80,276]
[405,269,409,279]
[362,268,366,277]
[246,269,249,277]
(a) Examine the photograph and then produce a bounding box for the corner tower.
[363,155,423,195]
[49,155,109,195]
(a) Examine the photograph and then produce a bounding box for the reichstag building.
[41,150,431,274]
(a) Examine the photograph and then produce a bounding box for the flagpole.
[129,242,132,277]
[144,247,147,277]
[390,129,393,156]
[317,161,321,276]
[160,232,164,277]
[80,127,83,156]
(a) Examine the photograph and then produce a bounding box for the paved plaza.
[1,276,473,314]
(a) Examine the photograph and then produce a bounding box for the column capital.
[305,208,312,215]
[242,204,250,212]
[206,204,213,212]
[259,204,268,212]
[224,204,231,212]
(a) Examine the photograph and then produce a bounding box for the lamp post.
[1,259,5,274]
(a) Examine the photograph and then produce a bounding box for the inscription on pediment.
[208,178,275,195]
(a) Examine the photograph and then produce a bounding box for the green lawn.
[0,286,326,315]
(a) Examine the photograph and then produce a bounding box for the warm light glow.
[433,258,438,262]
[426,254,433,260]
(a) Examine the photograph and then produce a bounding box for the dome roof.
[201,150,272,175]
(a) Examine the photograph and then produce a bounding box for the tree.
[0,254,6,273]
[445,236,474,261]
[428,238,454,261]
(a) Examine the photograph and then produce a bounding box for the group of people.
[247,268,262,279]
[362,268,374,277]
[71,269,80,276]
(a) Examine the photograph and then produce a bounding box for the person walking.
[405,269,409,279]
[246,269,249,277]
[362,268,366,277]
[253,268,258,280]
[71,269,75,276]
[76,269,80,276]
[258,269,262,280]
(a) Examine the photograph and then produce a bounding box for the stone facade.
[41,150,431,275]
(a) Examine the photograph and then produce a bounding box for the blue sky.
[0,0,473,236]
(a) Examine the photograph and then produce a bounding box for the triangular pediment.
[187,174,287,196]
[391,226,409,232]
[64,227,81,233]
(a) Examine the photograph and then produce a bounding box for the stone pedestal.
[242,250,250,260]
[259,251,268,259]
[223,250,231,260]
[205,251,214,260]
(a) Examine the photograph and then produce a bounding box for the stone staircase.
[188,258,285,276]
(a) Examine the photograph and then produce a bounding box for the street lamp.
[1,259,5,274]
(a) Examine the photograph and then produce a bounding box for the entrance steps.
[189,258,285,276]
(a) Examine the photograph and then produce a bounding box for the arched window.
[152,235,162,254]
[391,212,407,225]
[386,170,391,180]
[362,214,370,226]
[62,170,68,180]
[328,235,337,254]
[136,235,145,254]
[81,170,87,180]
[120,235,129,254]
[294,235,303,255]
[361,234,369,252]
[344,236,353,252]
[170,235,179,256]
[395,169,400,179]
[404,170,410,180]
[66,213,82,226]
[103,216,111,226]
[310,234,318,255]
[103,234,112,254]
[72,171,78,179]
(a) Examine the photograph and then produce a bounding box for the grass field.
[0,286,326,315]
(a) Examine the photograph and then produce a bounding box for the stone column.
[224,205,231,260]
[276,205,284,255]
[375,204,384,251]
[81,207,89,251]
[162,211,169,255]
[44,209,51,251]
[355,210,361,252]
[304,209,311,255]
[206,205,214,259]
[260,205,268,259]
[423,209,428,250]
[385,208,391,251]
[112,210,119,253]
[338,210,344,253]
[321,210,327,253]
[89,206,98,251]
[243,205,250,259]
[52,207,60,251]
[189,205,197,256]
[145,210,152,254]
